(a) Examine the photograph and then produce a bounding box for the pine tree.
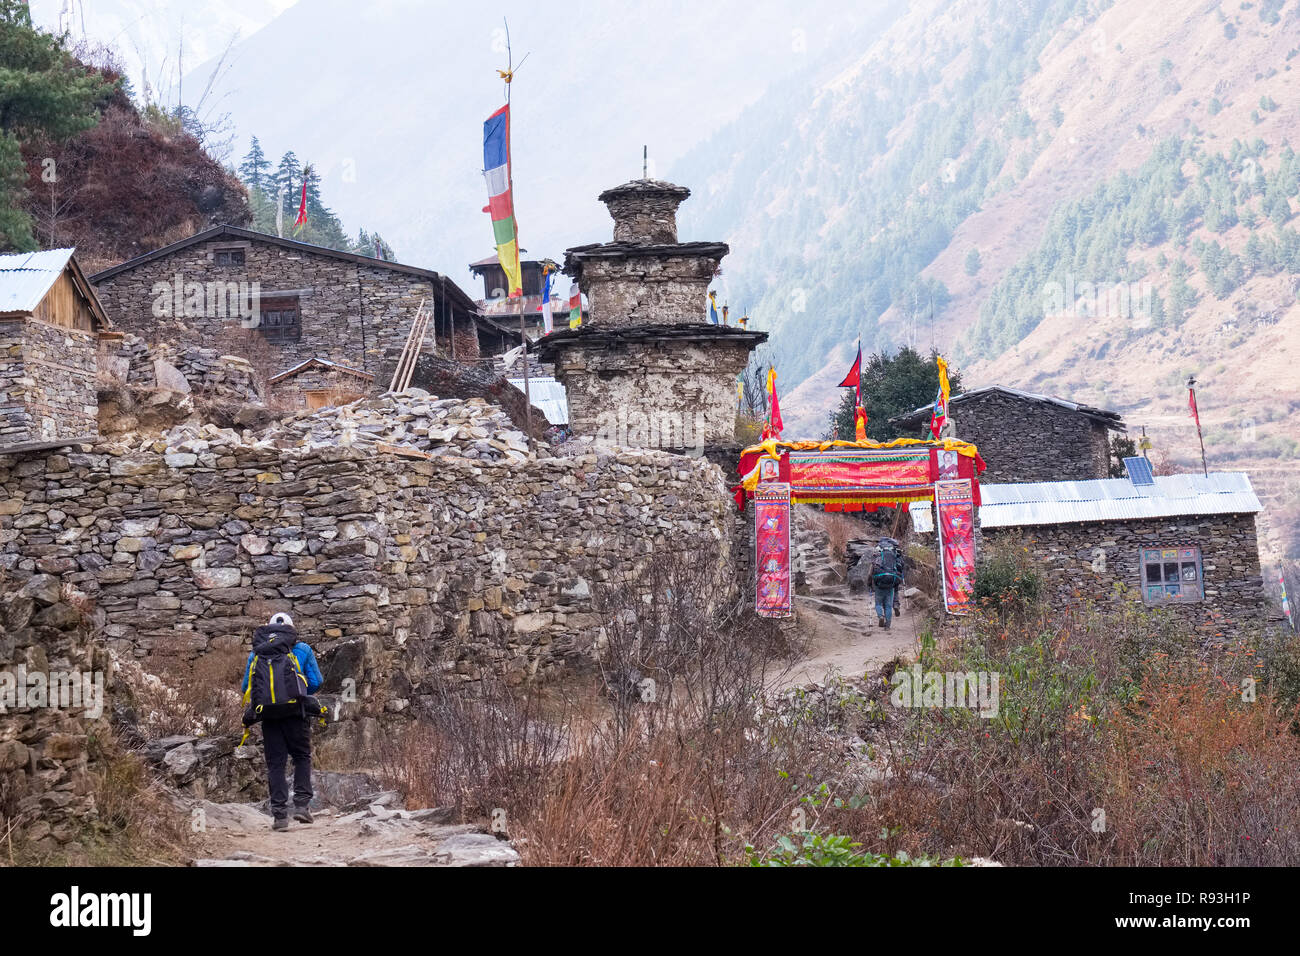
[273,151,300,216]
[828,347,962,442]
[238,136,270,191]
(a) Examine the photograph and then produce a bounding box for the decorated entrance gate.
[735,437,986,618]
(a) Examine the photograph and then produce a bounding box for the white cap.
[270,612,294,627]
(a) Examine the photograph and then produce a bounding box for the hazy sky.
[32,0,894,279]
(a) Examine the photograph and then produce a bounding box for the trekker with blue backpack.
[240,613,323,831]
[867,538,905,630]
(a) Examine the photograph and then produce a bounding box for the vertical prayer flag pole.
[521,310,532,448]
[1188,375,1208,476]
[483,20,526,299]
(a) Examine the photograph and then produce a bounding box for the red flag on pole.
[838,342,862,404]
[292,170,308,236]
[1188,385,1200,427]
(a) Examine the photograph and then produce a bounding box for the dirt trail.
[774,511,924,691]
[782,594,919,689]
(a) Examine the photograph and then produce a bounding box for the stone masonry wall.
[552,338,754,449]
[581,254,720,328]
[0,318,98,449]
[604,193,684,245]
[952,391,1113,483]
[93,238,447,378]
[0,440,736,717]
[984,512,1269,640]
[0,319,33,444]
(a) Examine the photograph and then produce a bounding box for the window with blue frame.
[1140,546,1203,605]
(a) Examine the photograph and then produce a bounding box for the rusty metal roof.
[909,472,1261,533]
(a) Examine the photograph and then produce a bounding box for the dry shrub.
[868,599,1300,866]
[86,744,191,864]
[371,676,568,818]
[117,636,248,739]
[803,509,861,564]
[213,325,280,403]
[1099,676,1300,865]
[370,537,852,865]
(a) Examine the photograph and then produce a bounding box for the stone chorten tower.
[535,178,766,453]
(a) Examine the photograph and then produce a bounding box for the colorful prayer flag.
[936,478,976,615]
[568,281,582,329]
[722,304,729,326]
[1281,568,1295,630]
[754,482,792,618]
[1188,383,1201,428]
[767,367,783,438]
[540,264,554,335]
[482,104,523,298]
[930,355,951,440]
[708,291,720,325]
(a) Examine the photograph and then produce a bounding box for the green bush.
[972,546,1044,609]
[746,831,964,867]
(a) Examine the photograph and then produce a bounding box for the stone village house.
[0,249,115,453]
[911,471,1270,639]
[88,225,486,402]
[893,384,1125,483]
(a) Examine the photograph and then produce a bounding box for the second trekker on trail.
[867,537,905,630]
[240,613,324,831]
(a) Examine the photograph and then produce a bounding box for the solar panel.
[1123,456,1155,486]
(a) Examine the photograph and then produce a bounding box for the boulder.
[153,359,192,394]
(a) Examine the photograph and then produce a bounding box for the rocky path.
[777,518,921,690]
[186,778,519,867]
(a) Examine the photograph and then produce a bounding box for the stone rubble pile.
[152,388,532,464]
[172,347,259,403]
[101,334,260,404]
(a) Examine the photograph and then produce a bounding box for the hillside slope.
[673,0,1300,560]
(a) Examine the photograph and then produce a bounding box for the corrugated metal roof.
[508,376,568,426]
[0,248,74,313]
[910,472,1261,533]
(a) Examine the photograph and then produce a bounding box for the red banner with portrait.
[935,478,976,615]
[754,482,792,618]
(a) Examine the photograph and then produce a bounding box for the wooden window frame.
[214,247,246,267]
[258,297,301,344]
[1140,546,1204,606]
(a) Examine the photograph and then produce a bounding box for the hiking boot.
[272,816,289,831]
[877,615,885,627]
[293,807,314,824]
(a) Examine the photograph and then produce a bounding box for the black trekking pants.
[262,716,313,818]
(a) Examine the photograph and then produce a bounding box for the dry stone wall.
[0,318,98,449]
[0,434,737,730]
[549,334,755,450]
[579,253,721,327]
